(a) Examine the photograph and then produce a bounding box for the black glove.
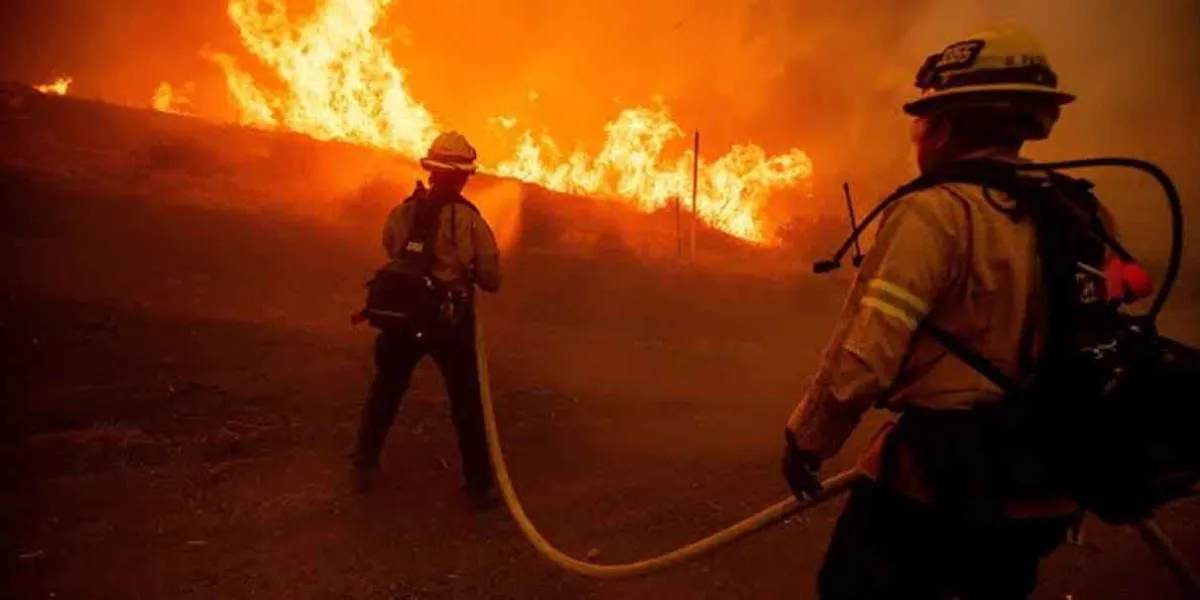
[783,430,824,501]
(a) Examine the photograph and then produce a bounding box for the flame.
[209,0,812,242]
[493,106,812,241]
[212,0,438,157]
[204,50,279,128]
[488,116,518,131]
[151,82,194,115]
[34,76,71,95]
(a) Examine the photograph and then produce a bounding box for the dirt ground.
[4,98,1199,599]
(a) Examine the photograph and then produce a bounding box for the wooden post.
[690,130,699,261]
[675,195,682,259]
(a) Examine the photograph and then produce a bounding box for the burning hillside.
[186,0,812,243]
[33,76,71,96]
[1,83,813,279]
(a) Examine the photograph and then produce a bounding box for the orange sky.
[2,0,1198,258]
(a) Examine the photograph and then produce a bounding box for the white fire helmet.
[904,24,1076,139]
[420,131,478,173]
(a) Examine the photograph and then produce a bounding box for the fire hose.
[473,313,861,579]
[474,314,1200,594]
[473,313,1200,591]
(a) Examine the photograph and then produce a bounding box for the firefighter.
[351,131,503,510]
[782,25,1096,599]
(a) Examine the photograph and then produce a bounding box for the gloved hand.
[783,430,824,501]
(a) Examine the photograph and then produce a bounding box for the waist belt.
[881,403,1065,523]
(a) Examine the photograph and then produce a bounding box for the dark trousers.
[818,481,1072,600]
[352,317,494,493]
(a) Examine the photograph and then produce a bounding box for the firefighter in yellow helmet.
[782,25,1100,598]
[352,131,504,510]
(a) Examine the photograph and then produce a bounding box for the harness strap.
[874,161,1093,498]
[399,184,481,279]
[917,321,1021,394]
[400,184,441,276]
[870,160,1122,398]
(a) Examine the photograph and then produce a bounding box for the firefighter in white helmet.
[781,25,1116,598]
[352,131,504,510]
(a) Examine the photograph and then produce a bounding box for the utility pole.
[690,130,699,262]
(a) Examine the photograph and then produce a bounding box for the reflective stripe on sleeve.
[860,297,919,331]
[867,279,929,316]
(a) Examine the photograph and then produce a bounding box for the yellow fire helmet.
[903,24,1076,118]
[420,131,479,173]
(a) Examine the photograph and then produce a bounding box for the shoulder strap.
[399,188,483,277]
[399,183,445,275]
[821,159,1162,408]
[907,163,1115,399]
[881,162,1052,398]
[444,193,480,255]
[919,321,1023,394]
[817,160,1032,272]
[819,158,1143,274]
[827,161,1038,398]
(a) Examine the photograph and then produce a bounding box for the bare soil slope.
[4,89,1197,599]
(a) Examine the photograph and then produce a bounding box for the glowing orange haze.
[170,0,815,242]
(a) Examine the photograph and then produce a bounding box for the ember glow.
[151,82,193,115]
[196,0,814,242]
[34,76,71,96]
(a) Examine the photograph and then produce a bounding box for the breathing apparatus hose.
[474,313,863,579]
[1135,520,1200,599]
[817,158,1184,321]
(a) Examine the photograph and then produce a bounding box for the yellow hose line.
[475,313,863,579]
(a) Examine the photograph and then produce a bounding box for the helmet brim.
[420,158,478,173]
[903,84,1076,116]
